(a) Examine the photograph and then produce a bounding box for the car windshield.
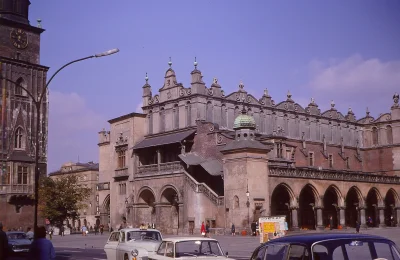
[126,231,161,242]
[312,239,400,260]
[175,240,224,258]
[7,233,27,240]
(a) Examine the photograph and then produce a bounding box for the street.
[9,227,400,260]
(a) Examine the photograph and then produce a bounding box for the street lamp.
[0,48,119,239]
[246,182,250,230]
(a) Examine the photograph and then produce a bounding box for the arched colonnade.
[271,183,400,230]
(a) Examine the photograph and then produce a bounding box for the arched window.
[206,101,213,122]
[174,104,179,129]
[221,105,227,128]
[186,102,191,127]
[233,196,239,209]
[148,110,153,135]
[372,127,378,146]
[14,127,23,149]
[159,108,165,132]
[15,78,24,96]
[387,125,393,145]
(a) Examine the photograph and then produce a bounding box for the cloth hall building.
[98,60,400,234]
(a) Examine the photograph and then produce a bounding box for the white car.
[148,237,234,260]
[104,227,163,260]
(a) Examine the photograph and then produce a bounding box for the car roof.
[162,237,218,243]
[266,233,391,246]
[120,228,160,232]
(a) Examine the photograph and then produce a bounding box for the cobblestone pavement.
[9,227,400,260]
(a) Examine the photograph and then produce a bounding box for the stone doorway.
[323,186,339,229]
[345,187,361,228]
[137,189,156,226]
[160,187,179,234]
[299,185,316,230]
[270,184,292,229]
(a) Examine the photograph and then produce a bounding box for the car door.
[104,231,120,260]
[116,231,126,260]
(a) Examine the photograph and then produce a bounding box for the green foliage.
[39,175,92,226]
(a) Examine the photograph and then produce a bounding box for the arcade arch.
[365,188,382,227]
[385,189,398,226]
[299,184,318,230]
[345,186,362,228]
[270,184,294,228]
[137,188,157,225]
[323,185,341,228]
[160,186,180,233]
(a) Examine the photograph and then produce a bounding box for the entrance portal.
[299,185,316,230]
[323,187,339,229]
[345,187,360,228]
[366,189,379,227]
[385,189,397,226]
[271,184,292,229]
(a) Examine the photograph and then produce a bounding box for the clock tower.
[0,0,49,229]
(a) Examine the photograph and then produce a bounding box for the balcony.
[137,161,184,176]
[115,168,129,177]
[97,182,110,191]
[0,184,34,195]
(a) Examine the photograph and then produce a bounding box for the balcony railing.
[0,184,34,194]
[137,161,183,175]
[115,168,129,177]
[97,182,110,191]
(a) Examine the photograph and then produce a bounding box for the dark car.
[250,233,400,260]
[6,231,32,254]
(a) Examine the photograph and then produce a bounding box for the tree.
[38,175,92,227]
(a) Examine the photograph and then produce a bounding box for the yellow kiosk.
[259,216,288,243]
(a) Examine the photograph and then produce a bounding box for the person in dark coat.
[0,222,9,260]
[355,221,360,233]
[329,216,334,230]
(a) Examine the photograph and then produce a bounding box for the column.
[396,208,400,227]
[378,207,386,228]
[157,149,161,171]
[360,207,367,228]
[316,207,324,230]
[339,207,346,228]
[178,204,184,235]
[291,207,299,231]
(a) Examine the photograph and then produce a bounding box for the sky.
[28,1,400,172]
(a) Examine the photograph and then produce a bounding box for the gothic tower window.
[233,195,239,209]
[259,110,265,133]
[14,127,24,149]
[276,143,283,158]
[148,110,153,135]
[15,78,24,96]
[221,105,227,128]
[117,150,126,169]
[372,127,378,146]
[206,101,213,122]
[174,104,179,129]
[308,152,315,166]
[186,102,191,127]
[160,107,165,132]
[387,125,393,145]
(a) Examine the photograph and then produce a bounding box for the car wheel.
[124,254,129,260]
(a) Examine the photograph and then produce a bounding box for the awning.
[132,129,196,150]
[200,160,223,176]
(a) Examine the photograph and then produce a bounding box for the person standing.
[26,227,34,240]
[200,222,206,237]
[355,221,360,233]
[28,226,56,260]
[329,216,334,230]
[205,221,210,238]
[231,223,235,236]
[100,224,104,235]
[0,222,9,260]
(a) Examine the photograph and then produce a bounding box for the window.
[117,150,126,168]
[5,166,10,184]
[276,143,283,158]
[372,127,378,146]
[17,166,28,184]
[186,102,191,127]
[233,196,239,209]
[346,158,350,169]
[119,183,126,195]
[250,245,267,260]
[160,107,165,132]
[96,195,99,202]
[387,125,393,145]
[15,78,24,95]
[165,242,174,258]
[206,101,213,122]
[266,244,288,259]
[221,105,227,128]
[288,245,308,260]
[309,152,314,166]
[328,154,333,168]
[157,242,167,256]
[108,232,120,242]
[14,127,23,149]
[174,104,179,129]
[148,110,153,134]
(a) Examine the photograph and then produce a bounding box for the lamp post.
[246,183,250,231]
[0,48,119,239]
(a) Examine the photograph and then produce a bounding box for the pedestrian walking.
[355,221,360,233]
[48,227,53,240]
[205,221,210,238]
[28,226,56,260]
[231,223,235,236]
[0,222,9,260]
[200,222,206,237]
[94,225,98,235]
[100,224,104,235]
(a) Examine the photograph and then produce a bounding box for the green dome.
[233,112,256,130]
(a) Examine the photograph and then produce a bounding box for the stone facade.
[0,0,49,231]
[98,60,400,234]
[49,161,99,229]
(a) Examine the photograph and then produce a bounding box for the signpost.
[259,215,288,243]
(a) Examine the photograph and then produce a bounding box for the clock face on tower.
[10,28,29,49]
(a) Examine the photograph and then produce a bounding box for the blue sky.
[29,1,400,171]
